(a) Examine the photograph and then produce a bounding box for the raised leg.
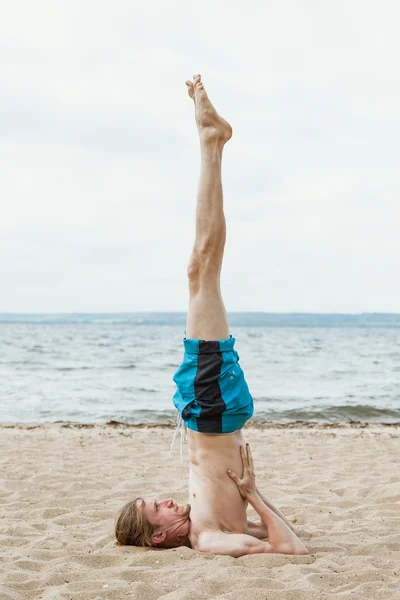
[184,75,233,341]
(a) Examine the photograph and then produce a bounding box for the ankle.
[200,136,224,159]
[200,125,227,146]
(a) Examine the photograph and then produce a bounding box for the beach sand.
[1,422,399,600]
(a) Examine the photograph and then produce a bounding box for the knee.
[187,256,202,296]
[187,254,201,282]
[187,245,222,282]
[187,249,211,283]
[187,258,218,295]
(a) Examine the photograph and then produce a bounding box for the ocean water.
[0,313,399,424]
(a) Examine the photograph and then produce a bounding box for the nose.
[167,499,174,508]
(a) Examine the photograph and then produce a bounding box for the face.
[138,498,191,547]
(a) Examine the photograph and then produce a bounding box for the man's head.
[115,497,191,548]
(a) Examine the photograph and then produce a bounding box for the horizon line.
[0,311,399,316]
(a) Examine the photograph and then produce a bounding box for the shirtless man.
[115,75,309,557]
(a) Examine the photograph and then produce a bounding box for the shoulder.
[193,529,220,552]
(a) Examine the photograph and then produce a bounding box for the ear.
[151,530,167,545]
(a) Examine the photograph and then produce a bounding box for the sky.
[1,0,399,313]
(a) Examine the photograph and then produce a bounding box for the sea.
[1,312,399,424]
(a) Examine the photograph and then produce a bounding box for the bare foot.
[185,74,232,147]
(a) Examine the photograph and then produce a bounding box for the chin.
[177,503,191,516]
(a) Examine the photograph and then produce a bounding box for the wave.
[1,312,400,327]
[253,404,400,423]
[102,405,400,425]
[54,364,137,371]
[56,366,94,371]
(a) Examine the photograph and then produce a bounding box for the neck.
[176,531,191,547]
[168,517,191,549]
[185,517,192,548]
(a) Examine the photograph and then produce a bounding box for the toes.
[185,80,195,99]
[189,74,205,97]
[192,74,204,92]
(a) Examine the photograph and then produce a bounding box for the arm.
[247,518,268,539]
[255,486,296,532]
[247,491,308,554]
[198,530,285,558]
[228,444,309,555]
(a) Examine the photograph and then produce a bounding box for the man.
[115,75,309,557]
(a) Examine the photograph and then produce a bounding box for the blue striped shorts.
[172,332,254,434]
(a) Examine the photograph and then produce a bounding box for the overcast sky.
[1,0,399,313]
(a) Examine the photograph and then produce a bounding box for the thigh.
[186,283,230,341]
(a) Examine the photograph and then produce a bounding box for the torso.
[186,428,249,550]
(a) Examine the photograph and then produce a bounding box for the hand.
[227,443,257,500]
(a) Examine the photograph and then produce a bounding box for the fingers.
[227,469,239,483]
[246,443,255,471]
[240,444,249,468]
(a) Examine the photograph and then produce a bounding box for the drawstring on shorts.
[170,412,187,463]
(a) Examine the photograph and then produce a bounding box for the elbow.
[276,542,310,556]
[293,546,310,555]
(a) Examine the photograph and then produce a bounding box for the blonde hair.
[115,497,159,547]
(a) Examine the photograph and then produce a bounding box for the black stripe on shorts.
[194,340,226,433]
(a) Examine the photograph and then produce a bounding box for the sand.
[0,421,399,600]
